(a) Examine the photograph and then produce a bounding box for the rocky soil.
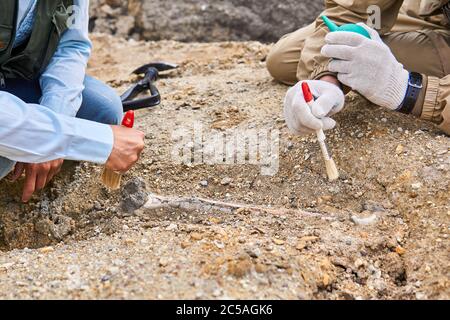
[0,34,448,300]
[89,0,324,42]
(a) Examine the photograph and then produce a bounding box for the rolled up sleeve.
[420,75,450,135]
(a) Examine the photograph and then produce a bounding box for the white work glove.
[321,23,409,110]
[284,80,345,135]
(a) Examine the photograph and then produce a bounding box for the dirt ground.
[0,34,448,300]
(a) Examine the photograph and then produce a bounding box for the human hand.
[284,80,345,135]
[106,125,145,173]
[12,159,64,203]
[321,23,409,110]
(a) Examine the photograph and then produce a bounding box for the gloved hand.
[321,23,409,110]
[284,80,345,135]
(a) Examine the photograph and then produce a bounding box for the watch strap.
[397,72,423,114]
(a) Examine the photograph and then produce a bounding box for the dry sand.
[0,34,448,299]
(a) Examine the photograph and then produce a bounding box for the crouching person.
[0,0,145,202]
[267,0,450,136]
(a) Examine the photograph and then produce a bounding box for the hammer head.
[132,62,178,75]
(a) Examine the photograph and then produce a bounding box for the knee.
[82,78,124,125]
[266,42,298,86]
[266,45,284,81]
[100,90,123,125]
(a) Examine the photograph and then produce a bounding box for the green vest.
[0,0,73,81]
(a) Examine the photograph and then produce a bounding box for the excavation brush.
[101,110,136,190]
[301,82,339,181]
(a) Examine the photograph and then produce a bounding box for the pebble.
[395,144,404,155]
[165,223,179,231]
[411,182,423,190]
[351,214,378,226]
[159,258,169,267]
[395,246,406,256]
[200,180,209,187]
[39,247,55,254]
[214,241,225,249]
[272,238,285,246]
[212,289,222,297]
[221,177,232,186]
[190,232,203,241]
[245,247,261,258]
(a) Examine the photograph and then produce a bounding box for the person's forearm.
[0,92,113,164]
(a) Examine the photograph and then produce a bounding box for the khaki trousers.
[267,13,450,85]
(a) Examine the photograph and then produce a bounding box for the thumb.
[310,91,340,119]
[356,22,383,42]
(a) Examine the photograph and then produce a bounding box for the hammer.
[121,62,178,112]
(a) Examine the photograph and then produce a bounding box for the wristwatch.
[397,72,423,114]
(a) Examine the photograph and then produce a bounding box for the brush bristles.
[325,158,339,181]
[101,168,122,190]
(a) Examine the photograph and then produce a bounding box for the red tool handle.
[121,110,135,128]
[301,82,314,104]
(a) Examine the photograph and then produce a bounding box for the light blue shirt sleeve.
[0,91,114,164]
[39,0,92,117]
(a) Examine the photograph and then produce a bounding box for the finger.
[321,44,354,61]
[293,98,323,131]
[337,73,354,88]
[356,22,382,41]
[325,31,367,47]
[12,163,25,181]
[35,169,48,192]
[22,167,37,203]
[329,59,352,74]
[310,92,340,118]
[46,161,63,185]
[321,117,337,131]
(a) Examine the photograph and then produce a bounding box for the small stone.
[159,258,169,267]
[395,246,406,256]
[272,238,285,246]
[181,241,191,249]
[395,144,404,155]
[212,289,222,298]
[255,263,267,273]
[190,232,203,241]
[220,177,232,186]
[39,246,54,254]
[165,223,178,231]
[322,274,331,287]
[411,183,422,190]
[245,247,261,258]
[200,180,208,187]
[214,241,225,249]
[0,263,15,273]
[227,259,252,278]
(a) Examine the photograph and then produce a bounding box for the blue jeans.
[0,75,123,180]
